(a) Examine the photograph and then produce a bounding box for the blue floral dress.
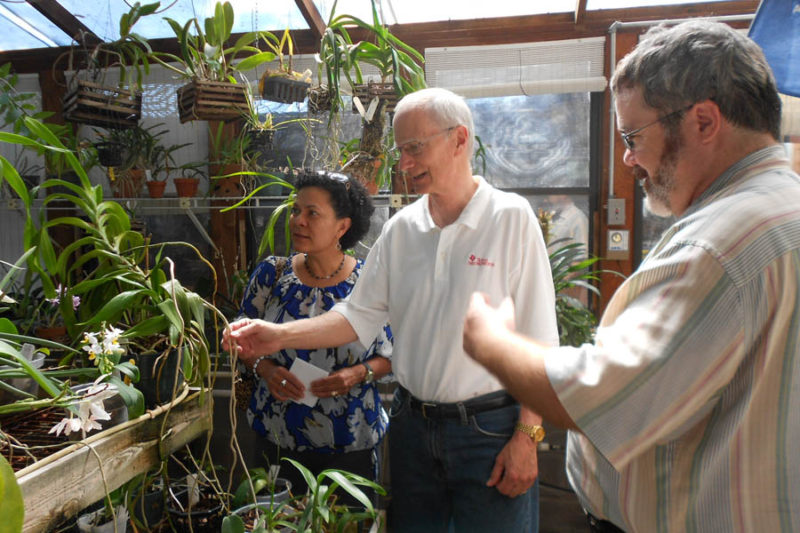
[239,254,392,454]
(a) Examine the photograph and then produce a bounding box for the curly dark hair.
[294,169,374,250]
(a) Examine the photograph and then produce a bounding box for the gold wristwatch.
[515,423,546,443]
[361,361,375,384]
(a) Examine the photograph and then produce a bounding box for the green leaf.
[0,455,24,533]
[221,515,245,533]
[81,290,143,326]
[234,51,276,72]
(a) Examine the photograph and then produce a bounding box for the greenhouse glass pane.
[0,1,71,49]
[468,93,591,189]
[56,0,307,42]
[313,0,574,25]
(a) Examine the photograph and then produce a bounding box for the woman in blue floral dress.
[237,169,392,498]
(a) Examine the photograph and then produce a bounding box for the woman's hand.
[255,358,304,402]
[310,364,366,399]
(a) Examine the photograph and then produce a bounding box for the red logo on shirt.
[468,254,495,267]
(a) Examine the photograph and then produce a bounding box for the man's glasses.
[389,126,458,160]
[620,104,694,151]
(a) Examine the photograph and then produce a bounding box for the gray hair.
[393,87,476,153]
[611,20,782,140]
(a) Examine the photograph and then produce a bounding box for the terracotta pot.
[174,178,200,198]
[34,326,69,343]
[112,168,146,198]
[146,180,167,199]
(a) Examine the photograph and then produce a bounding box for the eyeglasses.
[619,104,694,151]
[318,170,350,189]
[389,126,458,160]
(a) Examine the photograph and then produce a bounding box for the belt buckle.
[421,402,437,418]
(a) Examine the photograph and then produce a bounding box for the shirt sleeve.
[512,202,560,347]
[545,243,745,470]
[333,230,392,347]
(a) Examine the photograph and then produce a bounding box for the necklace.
[304,253,346,280]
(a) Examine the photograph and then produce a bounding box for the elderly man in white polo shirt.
[224,87,558,532]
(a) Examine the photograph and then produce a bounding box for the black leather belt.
[586,512,626,533]
[403,388,517,419]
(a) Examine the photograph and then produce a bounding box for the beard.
[634,131,682,217]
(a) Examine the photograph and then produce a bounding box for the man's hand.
[463,293,516,365]
[486,430,539,498]
[223,318,282,366]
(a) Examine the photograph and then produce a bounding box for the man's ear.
[453,125,469,155]
[692,99,722,144]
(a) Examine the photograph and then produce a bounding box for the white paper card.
[289,358,329,406]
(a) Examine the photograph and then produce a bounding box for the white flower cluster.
[49,376,116,437]
[81,325,125,375]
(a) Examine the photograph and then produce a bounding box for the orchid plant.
[49,375,119,437]
[36,283,80,329]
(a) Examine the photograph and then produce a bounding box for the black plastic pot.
[95,141,124,167]
[167,488,224,533]
[135,349,184,410]
[130,486,164,530]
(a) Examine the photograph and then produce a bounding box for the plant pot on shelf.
[34,325,69,343]
[177,79,248,123]
[130,485,165,530]
[168,487,225,533]
[95,140,124,167]
[230,499,297,533]
[112,168,146,198]
[135,349,185,410]
[76,506,129,533]
[260,75,310,104]
[63,78,141,130]
[145,180,167,199]
[0,352,46,405]
[174,178,200,198]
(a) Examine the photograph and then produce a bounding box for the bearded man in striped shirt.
[464,20,800,533]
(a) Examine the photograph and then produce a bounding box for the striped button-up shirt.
[546,146,800,532]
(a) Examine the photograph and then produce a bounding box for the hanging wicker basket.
[63,79,141,129]
[351,82,399,114]
[307,85,333,114]
[261,75,310,104]
[176,79,248,123]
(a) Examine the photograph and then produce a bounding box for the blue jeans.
[387,389,539,533]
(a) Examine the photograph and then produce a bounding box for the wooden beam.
[0,1,759,74]
[294,0,326,41]
[25,0,99,46]
[575,0,588,25]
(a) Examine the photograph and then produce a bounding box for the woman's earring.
[337,242,342,251]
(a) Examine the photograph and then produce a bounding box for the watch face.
[534,426,545,441]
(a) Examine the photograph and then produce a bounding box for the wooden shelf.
[16,388,213,532]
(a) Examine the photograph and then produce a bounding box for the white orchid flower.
[48,376,115,437]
